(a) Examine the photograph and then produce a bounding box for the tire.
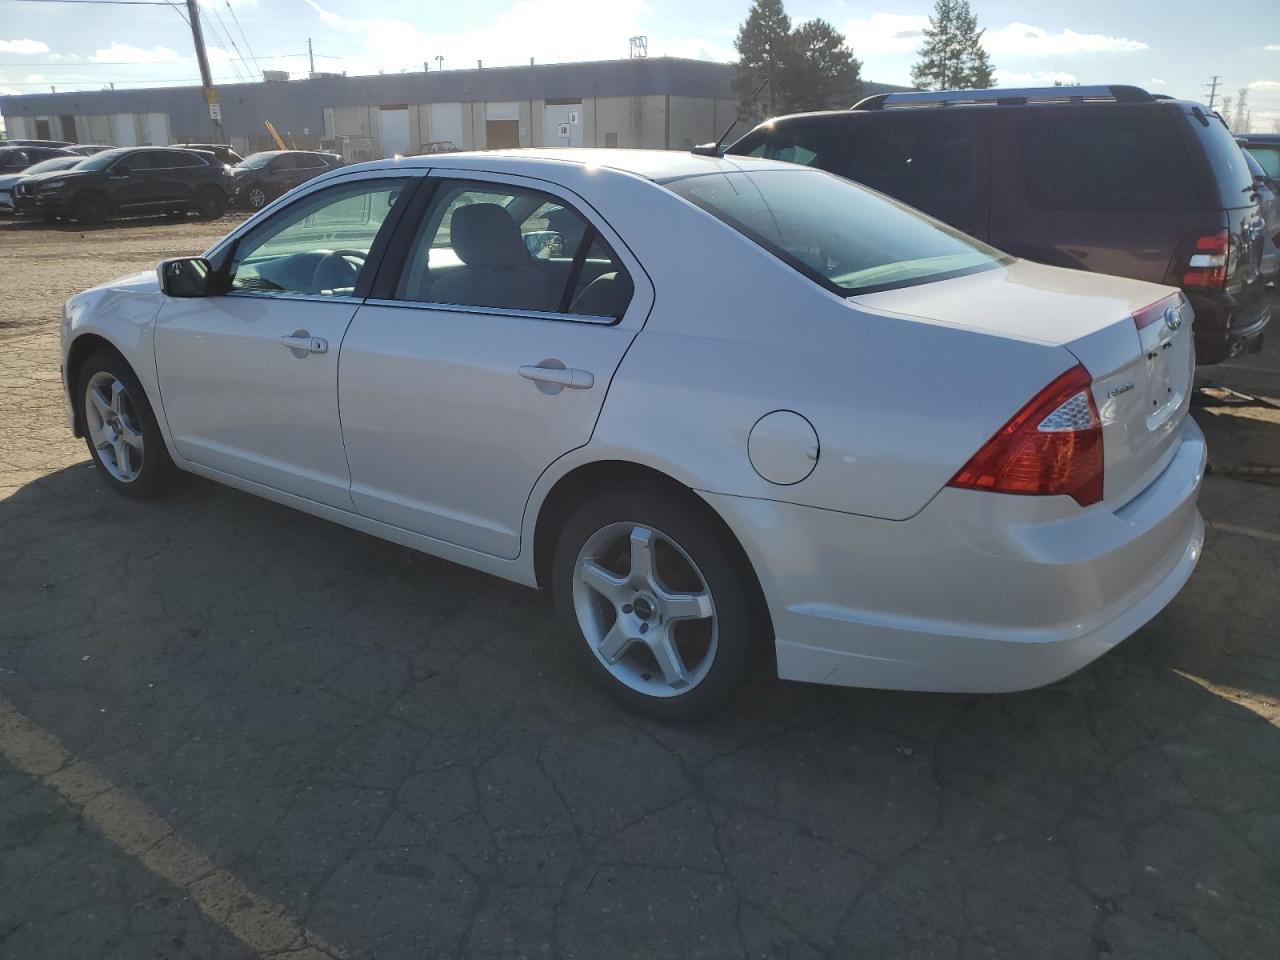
[196,186,228,220]
[77,350,179,499]
[72,191,109,225]
[245,184,268,210]
[551,485,766,722]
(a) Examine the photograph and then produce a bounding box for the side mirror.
[522,230,564,259]
[158,257,214,298]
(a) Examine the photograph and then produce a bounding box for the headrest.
[449,203,528,269]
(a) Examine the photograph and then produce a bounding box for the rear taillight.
[948,364,1103,507]
[1181,230,1230,290]
[1132,293,1183,331]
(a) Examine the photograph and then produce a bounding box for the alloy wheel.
[84,371,144,482]
[571,522,718,698]
[248,187,266,209]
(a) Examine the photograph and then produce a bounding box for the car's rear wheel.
[77,351,178,498]
[246,184,268,210]
[72,191,108,225]
[195,187,228,220]
[551,487,765,722]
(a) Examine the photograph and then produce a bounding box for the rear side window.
[295,153,328,169]
[848,116,977,224]
[1020,112,1196,211]
[158,150,204,168]
[734,119,844,170]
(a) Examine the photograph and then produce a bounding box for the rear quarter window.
[731,119,845,171]
[1019,110,1197,212]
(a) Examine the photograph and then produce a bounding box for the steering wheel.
[311,249,367,294]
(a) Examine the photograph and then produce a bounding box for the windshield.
[663,167,1009,296]
[236,152,276,170]
[24,157,81,175]
[77,149,129,172]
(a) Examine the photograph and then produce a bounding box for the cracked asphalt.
[1,215,1278,960]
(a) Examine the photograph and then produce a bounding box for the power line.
[1,0,174,5]
[224,0,262,77]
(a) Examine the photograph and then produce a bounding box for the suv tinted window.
[735,119,844,170]
[848,116,977,224]
[1250,146,1280,180]
[1185,114,1256,206]
[1020,112,1196,211]
[157,150,204,168]
[116,152,154,172]
[294,153,327,169]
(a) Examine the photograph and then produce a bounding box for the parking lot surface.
[1,216,1278,959]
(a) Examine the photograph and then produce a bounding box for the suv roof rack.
[852,85,1155,111]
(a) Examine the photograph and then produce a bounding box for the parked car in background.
[1238,134,1280,182]
[416,140,460,155]
[65,144,116,156]
[728,85,1271,363]
[228,150,343,210]
[1243,148,1280,285]
[170,142,244,166]
[13,146,232,224]
[0,155,83,215]
[1,138,72,148]
[0,144,79,174]
[59,149,1204,720]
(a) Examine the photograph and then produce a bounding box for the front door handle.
[518,363,594,391]
[279,332,328,355]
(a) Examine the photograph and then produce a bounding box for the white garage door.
[428,103,463,150]
[379,106,410,157]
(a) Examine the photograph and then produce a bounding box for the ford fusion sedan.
[59,150,1205,720]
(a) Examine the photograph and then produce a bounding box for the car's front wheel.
[551,487,766,722]
[195,186,228,219]
[77,351,178,498]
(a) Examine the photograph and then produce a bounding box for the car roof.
[347,148,791,183]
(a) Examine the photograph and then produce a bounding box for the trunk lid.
[852,259,1194,509]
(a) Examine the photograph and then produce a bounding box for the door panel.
[339,305,636,557]
[154,296,359,507]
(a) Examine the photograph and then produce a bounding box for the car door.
[154,172,415,508]
[153,149,206,206]
[106,152,159,208]
[338,172,652,559]
[845,112,991,240]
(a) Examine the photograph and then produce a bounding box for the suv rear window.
[732,119,844,170]
[1020,111,1196,211]
[665,167,1009,296]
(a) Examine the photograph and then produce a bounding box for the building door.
[60,115,78,143]
[543,103,583,147]
[485,119,520,149]
[427,103,463,150]
[145,112,168,145]
[113,113,138,147]
[34,118,51,139]
[378,106,410,157]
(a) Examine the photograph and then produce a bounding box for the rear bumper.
[704,417,1206,693]
[1187,284,1271,355]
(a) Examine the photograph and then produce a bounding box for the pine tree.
[733,0,793,120]
[910,0,996,91]
[789,19,862,110]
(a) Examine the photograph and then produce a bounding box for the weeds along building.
[0,57,903,160]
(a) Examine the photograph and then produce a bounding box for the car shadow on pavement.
[1,461,1278,959]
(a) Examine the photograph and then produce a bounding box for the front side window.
[230,178,407,296]
[734,119,845,170]
[116,153,154,173]
[236,152,276,171]
[395,179,633,318]
[665,167,1008,296]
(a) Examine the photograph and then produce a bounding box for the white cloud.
[90,44,183,64]
[302,0,345,28]
[995,69,1080,86]
[1148,77,1166,86]
[0,38,50,55]
[1265,44,1280,52]
[660,38,735,63]
[842,13,930,55]
[984,23,1148,56]
[1249,80,1280,90]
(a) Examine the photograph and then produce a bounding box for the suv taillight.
[948,364,1103,507]
[1181,230,1230,290]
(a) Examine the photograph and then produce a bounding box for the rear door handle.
[279,333,328,355]
[518,364,594,390]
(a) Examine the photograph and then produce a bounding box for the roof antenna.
[692,77,769,157]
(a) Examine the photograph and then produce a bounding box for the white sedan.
[60,149,1205,721]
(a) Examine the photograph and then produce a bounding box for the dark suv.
[13,146,232,224]
[228,150,343,210]
[727,85,1271,363]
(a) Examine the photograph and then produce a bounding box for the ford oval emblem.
[1163,306,1183,331]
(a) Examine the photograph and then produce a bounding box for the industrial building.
[0,57,907,161]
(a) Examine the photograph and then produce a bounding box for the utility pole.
[308,38,315,76]
[185,0,223,141]
[435,55,443,72]
[1205,74,1221,112]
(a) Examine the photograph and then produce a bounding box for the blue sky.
[2,0,1278,129]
